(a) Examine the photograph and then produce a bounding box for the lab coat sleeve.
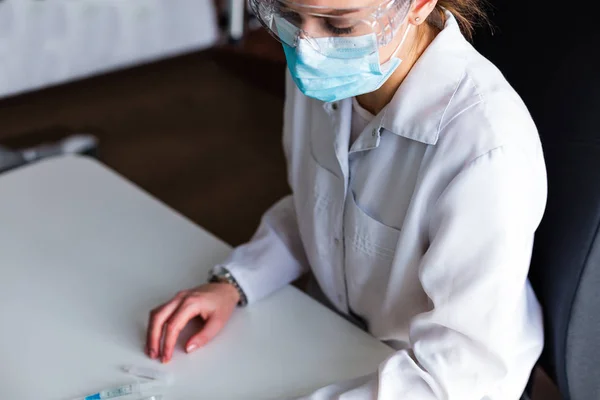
[213,72,310,304]
[216,195,309,304]
[295,145,546,400]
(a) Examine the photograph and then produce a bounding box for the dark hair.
[432,0,490,39]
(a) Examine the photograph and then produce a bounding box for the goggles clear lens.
[250,0,412,57]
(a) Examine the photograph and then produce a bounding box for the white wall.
[0,0,219,99]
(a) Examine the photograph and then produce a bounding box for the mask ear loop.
[387,22,413,61]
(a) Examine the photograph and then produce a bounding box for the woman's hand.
[146,283,240,363]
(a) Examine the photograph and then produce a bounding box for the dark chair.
[474,2,600,399]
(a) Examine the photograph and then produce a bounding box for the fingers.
[161,300,205,363]
[185,315,226,354]
[146,284,238,363]
[146,292,186,359]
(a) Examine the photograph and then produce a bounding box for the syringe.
[72,380,163,400]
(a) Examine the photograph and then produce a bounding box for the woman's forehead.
[282,0,384,10]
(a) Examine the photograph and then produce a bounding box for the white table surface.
[0,156,393,400]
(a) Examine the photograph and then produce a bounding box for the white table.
[0,156,393,400]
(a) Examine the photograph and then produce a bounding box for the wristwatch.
[209,266,248,307]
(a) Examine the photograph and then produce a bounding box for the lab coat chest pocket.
[344,192,401,292]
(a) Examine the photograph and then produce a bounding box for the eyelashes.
[280,10,356,36]
[325,21,355,35]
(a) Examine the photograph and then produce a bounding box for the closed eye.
[324,19,355,35]
[279,8,357,36]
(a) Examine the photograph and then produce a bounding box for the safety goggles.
[249,0,413,58]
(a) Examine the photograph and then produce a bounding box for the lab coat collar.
[381,13,469,145]
[349,111,384,154]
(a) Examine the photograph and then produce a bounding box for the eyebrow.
[278,1,362,17]
[327,8,361,16]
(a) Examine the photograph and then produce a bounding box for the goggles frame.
[249,0,413,49]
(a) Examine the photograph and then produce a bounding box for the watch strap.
[209,267,248,307]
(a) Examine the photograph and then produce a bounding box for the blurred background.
[0,0,287,247]
[0,2,563,398]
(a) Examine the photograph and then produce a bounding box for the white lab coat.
[216,13,546,400]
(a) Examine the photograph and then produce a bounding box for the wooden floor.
[0,40,561,400]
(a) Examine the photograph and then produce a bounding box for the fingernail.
[186,344,198,353]
[161,356,169,364]
[149,349,157,359]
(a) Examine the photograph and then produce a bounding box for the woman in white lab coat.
[146,0,547,398]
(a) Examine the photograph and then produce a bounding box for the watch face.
[212,265,228,277]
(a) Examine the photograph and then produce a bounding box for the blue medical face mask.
[275,17,412,103]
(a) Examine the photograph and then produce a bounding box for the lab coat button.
[334,238,340,246]
[372,128,378,137]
